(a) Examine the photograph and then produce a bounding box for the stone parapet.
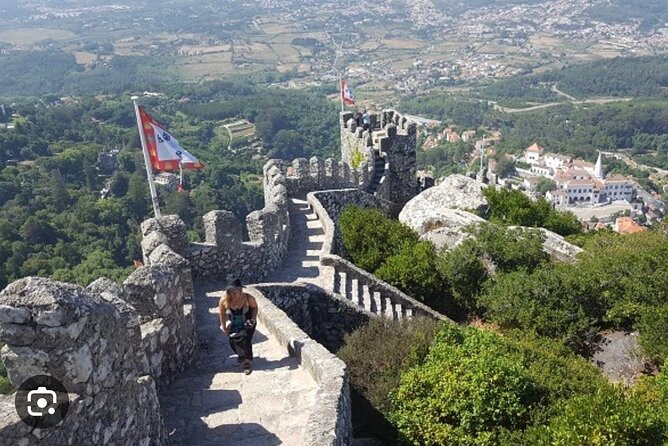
[141,161,291,283]
[306,189,398,259]
[320,255,452,322]
[305,189,454,323]
[0,277,167,445]
[246,285,365,446]
[276,156,373,197]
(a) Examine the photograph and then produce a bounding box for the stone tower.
[340,109,418,206]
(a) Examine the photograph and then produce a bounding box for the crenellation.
[0,108,422,446]
[140,215,189,259]
[203,210,243,246]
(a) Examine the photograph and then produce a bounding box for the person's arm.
[219,295,228,335]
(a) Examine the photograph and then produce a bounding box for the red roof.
[526,143,544,153]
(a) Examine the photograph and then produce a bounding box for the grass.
[0,28,76,45]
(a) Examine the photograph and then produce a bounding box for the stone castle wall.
[0,226,197,445]
[248,284,370,446]
[0,108,421,445]
[306,189,454,323]
[140,155,378,282]
[340,109,418,205]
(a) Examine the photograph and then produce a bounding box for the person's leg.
[242,326,255,374]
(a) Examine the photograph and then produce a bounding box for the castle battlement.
[0,108,424,446]
[340,109,418,206]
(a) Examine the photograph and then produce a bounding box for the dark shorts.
[229,325,255,360]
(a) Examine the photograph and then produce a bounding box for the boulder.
[399,174,487,234]
[529,227,583,262]
[401,175,583,262]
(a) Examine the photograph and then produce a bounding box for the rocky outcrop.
[399,174,487,234]
[400,175,583,262]
[522,227,583,263]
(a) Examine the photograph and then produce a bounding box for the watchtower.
[340,109,418,206]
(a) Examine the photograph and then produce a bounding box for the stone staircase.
[265,198,325,284]
[366,154,386,195]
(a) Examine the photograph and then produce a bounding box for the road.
[492,94,633,114]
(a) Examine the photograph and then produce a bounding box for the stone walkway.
[265,198,325,285]
[160,285,318,446]
[159,197,328,445]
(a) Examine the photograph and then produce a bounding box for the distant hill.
[483,55,668,103]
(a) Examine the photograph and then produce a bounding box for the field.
[72,51,97,65]
[224,120,256,139]
[0,28,76,46]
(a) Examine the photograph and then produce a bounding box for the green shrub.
[524,387,665,446]
[390,325,541,445]
[351,148,364,169]
[436,240,488,315]
[637,305,668,362]
[375,241,449,312]
[471,223,548,272]
[481,265,604,355]
[337,317,441,413]
[339,205,418,272]
[483,187,581,236]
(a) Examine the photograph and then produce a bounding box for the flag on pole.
[341,79,355,106]
[137,107,205,172]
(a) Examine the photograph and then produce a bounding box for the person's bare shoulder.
[246,293,258,308]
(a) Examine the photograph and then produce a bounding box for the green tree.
[340,205,418,272]
[436,240,488,316]
[471,223,548,272]
[536,178,557,195]
[391,326,541,445]
[109,171,129,197]
[375,241,446,312]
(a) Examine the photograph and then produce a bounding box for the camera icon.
[27,386,58,417]
[16,375,69,429]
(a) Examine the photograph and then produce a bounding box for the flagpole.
[132,96,162,219]
[339,74,344,113]
[179,160,183,191]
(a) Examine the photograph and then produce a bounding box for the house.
[461,130,476,142]
[446,129,461,143]
[154,172,179,191]
[525,143,544,164]
[544,153,571,170]
[614,216,646,234]
[530,164,552,177]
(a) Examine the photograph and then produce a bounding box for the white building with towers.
[521,144,636,206]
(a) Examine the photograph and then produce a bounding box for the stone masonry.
[340,109,418,206]
[0,108,423,446]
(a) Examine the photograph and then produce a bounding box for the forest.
[482,55,668,103]
[338,199,668,444]
[0,81,339,291]
[0,49,179,98]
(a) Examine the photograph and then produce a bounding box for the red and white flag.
[137,106,205,172]
[341,79,355,106]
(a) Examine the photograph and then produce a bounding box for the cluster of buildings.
[421,127,476,150]
[523,143,635,206]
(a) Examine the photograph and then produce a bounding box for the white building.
[525,143,544,164]
[544,153,571,170]
[154,172,179,191]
